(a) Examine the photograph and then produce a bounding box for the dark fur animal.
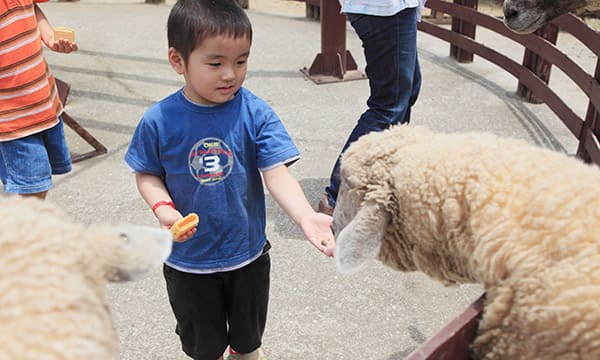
[503,0,600,33]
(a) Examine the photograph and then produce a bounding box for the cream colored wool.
[0,197,172,360]
[333,125,600,360]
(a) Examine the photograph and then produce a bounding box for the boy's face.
[169,34,251,106]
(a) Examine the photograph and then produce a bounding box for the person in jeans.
[319,0,424,215]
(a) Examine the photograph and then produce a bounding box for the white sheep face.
[333,125,433,276]
[333,177,388,274]
[109,224,173,282]
[332,130,393,274]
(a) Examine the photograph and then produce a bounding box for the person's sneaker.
[317,194,334,216]
[226,347,266,360]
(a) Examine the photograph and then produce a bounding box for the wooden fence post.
[576,60,600,162]
[300,0,365,84]
[450,0,478,63]
[517,23,559,103]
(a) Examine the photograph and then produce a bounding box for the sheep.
[332,125,600,359]
[0,196,172,360]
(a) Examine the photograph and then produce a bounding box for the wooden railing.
[420,0,600,165]
[406,294,485,359]
[297,2,599,358]
[297,0,600,166]
[411,3,599,358]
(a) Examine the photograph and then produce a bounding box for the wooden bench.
[56,78,107,163]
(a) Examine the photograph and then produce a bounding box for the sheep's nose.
[503,5,519,21]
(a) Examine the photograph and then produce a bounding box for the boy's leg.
[0,118,71,199]
[226,248,271,355]
[0,131,53,197]
[163,264,229,360]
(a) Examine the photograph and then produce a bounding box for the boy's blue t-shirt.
[125,87,300,273]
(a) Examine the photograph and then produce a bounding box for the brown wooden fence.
[297,1,600,358]
[421,0,600,166]
[412,2,600,358]
[298,0,600,167]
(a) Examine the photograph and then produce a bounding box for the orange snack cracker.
[170,213,199,239]
[53,27,75,42]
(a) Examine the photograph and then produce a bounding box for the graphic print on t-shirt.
[188,137,234,185]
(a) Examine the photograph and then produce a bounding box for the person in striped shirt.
[0,0,78,199]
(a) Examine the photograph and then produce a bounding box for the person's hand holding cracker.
[43,27,78,53]
[170,213,199,242]
[154,205,197,242]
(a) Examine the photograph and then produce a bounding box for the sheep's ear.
[335,201,389,273]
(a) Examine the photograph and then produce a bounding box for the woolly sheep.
[333,125,600,359]
[0,196,172,360]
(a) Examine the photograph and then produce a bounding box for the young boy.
[0,0,78,199]
[124,1,335,359]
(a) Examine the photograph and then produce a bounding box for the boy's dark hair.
[167,0,252,63]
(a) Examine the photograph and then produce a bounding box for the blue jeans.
[326,7,421,206]
[0,116,72,194]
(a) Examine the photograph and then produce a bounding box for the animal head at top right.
[502,0,595,33]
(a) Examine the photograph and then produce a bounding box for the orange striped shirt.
[0,0,62,141]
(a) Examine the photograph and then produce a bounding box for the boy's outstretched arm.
[34,4,78,53]
[262,165,335,257]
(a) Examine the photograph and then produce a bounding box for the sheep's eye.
[343,175,355,187]
[119,232,131,244]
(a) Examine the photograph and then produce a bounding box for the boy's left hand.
[300,212,335,257]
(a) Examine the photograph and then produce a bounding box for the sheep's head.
[334,125,432,274]
[503,0,588,33]
[81,224,172,285]
[333,152,389,274]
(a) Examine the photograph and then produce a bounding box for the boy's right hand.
[50,38,78,54]
[171,226,196,242]
[154,207,196,242]
[41,31,78,53]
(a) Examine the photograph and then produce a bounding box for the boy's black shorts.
[163,243,271,360]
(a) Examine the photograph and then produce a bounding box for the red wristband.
[151,200,175,213]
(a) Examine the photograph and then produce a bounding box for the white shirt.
[338,0,427,19]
